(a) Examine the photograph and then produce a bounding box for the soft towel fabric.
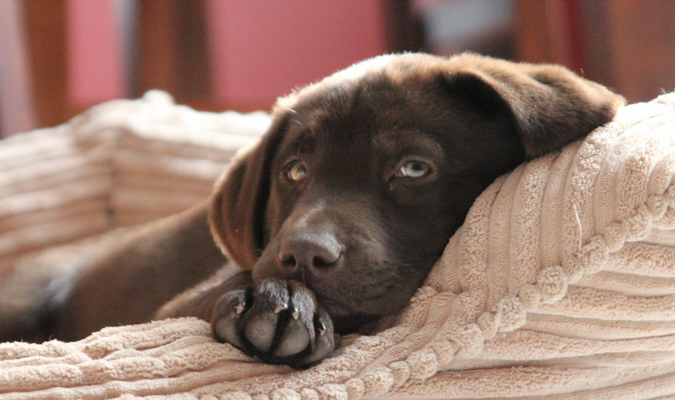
[3,93,675,399]
[0,90,269,269]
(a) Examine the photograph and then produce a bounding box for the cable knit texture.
[3,92,675,399]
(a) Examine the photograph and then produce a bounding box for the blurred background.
[1,0,674,138]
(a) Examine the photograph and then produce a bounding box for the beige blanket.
[0,91,269,268]
[3,93,675,399]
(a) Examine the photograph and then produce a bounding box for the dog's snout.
[278,232,342,272]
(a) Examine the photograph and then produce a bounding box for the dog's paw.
[211,278,335,367]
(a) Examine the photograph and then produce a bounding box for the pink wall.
[205,0,388,107]
[66,0,388,110]
[66,0,125,106]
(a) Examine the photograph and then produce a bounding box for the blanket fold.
[0,91,269,265]
[3,93,675,399]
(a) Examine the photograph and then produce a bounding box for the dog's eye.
[396,160,431,178]
[286,161,308,181]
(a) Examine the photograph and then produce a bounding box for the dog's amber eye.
[287,161,308,181]
[397,161,431,178]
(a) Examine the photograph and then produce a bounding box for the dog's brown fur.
[0,53,624,367]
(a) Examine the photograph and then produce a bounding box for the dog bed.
[0,91,269,268]
[3,92,675,399]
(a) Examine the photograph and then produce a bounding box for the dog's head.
[210,53,624,333]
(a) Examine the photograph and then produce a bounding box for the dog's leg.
[53,202,229,341]
[0,202,230,343]
[0,230,133,342]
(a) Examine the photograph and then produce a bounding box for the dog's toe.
[244,310,278,352]
[299,308,335,365]
[211,289,248,349]
[275,318,309,357]
[244,279,290,352]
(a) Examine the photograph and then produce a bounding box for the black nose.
[278,231,342,272]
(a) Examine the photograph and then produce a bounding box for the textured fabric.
[0,90,269,270]
[3,93,675,399]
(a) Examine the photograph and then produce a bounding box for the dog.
[0,53,624,367]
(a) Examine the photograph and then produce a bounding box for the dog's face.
[252,71,524,330]
[211,53,624,333]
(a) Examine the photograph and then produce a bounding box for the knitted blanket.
[3,93,675,399]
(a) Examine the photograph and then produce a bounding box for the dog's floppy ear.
[443,53,625,159]
[210,112,289,270]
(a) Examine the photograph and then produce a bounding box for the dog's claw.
[235,303,246,315]
[318,320,327,335]
[274,303,288,314]
[299,309,335,366]
[291,308,300,320]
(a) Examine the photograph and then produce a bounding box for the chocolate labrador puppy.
[0,53,624,367]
